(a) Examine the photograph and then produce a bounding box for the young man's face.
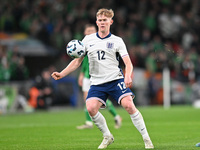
[96,15,113,34]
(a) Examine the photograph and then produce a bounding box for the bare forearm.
[51,57,84,80]
[123,56,133,77]
[122,55,133,87]
[60,58,83,77]
[125,62,133,78]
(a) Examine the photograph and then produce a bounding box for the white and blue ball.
[196,142,200,147]
[66,40,86,58]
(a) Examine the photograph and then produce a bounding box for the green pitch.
[0,106,199,150]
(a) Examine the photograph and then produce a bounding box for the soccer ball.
[66,40,86,58]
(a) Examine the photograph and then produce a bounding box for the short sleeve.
[118,38,129,58]
[82,35,89,51]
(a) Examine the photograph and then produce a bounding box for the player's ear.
[110,19,113,25]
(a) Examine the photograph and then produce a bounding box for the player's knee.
[87,107,98,116]
[86,103,98,116]
[124,104,134,113]
[121,98,136,114]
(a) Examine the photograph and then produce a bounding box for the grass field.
[0,105,199,150]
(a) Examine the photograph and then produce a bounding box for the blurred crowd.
[0,0,200,83]
[0,44,29,81]
[1,0,200,110]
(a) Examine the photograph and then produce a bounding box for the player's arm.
[78,72,84,86]
[51,57,84,80]
[122,55,133,88]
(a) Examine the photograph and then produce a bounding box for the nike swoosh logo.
[141,128,145,131]
[122,89,127,93]
[89,44,94,47]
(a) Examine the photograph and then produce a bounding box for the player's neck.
[98,31,110,38]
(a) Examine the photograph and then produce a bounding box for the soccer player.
[77,24,122,129]
[51,8,154,149]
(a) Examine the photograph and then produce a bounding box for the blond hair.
[96,8,114,19]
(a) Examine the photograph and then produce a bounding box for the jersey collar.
[96,32,111,39]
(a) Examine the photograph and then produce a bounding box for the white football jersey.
[82,32,129,85]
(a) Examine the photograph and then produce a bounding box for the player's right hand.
[51,72,63,80]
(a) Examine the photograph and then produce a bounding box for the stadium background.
[0,0,200,110]
[0,1,200,150]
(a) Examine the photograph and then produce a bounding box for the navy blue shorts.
[86,78,135,108]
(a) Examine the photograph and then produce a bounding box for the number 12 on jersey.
[97,50,105,60]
